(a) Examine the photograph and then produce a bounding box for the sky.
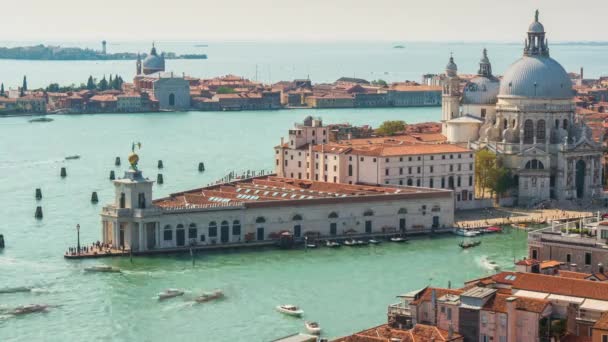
[3,0,607,42]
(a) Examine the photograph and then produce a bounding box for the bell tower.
[442,54,461,133]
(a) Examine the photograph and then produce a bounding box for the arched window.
[328,212,339,219]
[503,119,508,130]
[208,221,217,237]
[512,119,516,128]
[163,225,172,241]
[523,119,534,143]
[407,179,413,186]
[119,193,126,208]
[232,220,241,235]
[525,159,544,169]
[363,209,374,216]
[292,214,303,221]
[563,119,568,130]
[555,119,559,128]
[255,216,266,223]
[536,119,546,142]
[188,223,197,240]
[398,208,408,214]
[169,93,175,106]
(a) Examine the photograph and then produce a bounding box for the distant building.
[134,72,190,110]
[117,94,143,112]
[138,43,165,75]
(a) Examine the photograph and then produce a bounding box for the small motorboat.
[84,265,121,273]
[65,155,80,160]
[390,237,408,243]
[326,241,341,248]
[344,239,356,246]
[453,229,479,237]
[10,304,49,315]
[355,240,368,246]
[158,289,185,300]
[485,226,502,233]
[368,239,381,245]
[305,321,321,335]
[195,290,224,303]
[511,223,528,230]
[305,243,317,249]
[276,304,303,317]
[459,240,481,249]
[28,117,53,123]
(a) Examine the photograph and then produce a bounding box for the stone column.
[139,222,145,252]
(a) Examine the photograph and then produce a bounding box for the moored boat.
[158,289,185,300]
[390,236,408,243]
[326,241,341,248]
[343,239,356,246]
[511,223,528,230]
[305,243,317,249]
[84,265,121,273]
[368,239,381,245]
[276,304,303,317]
[305,321,321,335]
[453,229,479,237]
[195,290,224,303]
[484,226,502,233]
[65,155,80,160]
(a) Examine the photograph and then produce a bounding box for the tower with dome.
[442,11,603,205]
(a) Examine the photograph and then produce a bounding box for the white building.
[100,163,454,252]
[442,11,604,206]
[116,94,143,112]
[275,117,477,209]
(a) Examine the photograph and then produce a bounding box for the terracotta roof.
[540,260,564,269]
[512,272,608,301]
[558,270,592,280]
[312,140,469,157]
[594,312,608,330]
[561,335,592,342]
[515,259,539,266]
[410,288,463,306]
[90,95,117,102]
[333,324,461,342]
[483,293,549,314]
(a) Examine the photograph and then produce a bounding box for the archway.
[523,119,534,144]
[169,93,175,106]
[576,160,586,198]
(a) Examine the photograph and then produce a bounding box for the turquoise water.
[0,41,606,88]
[0,109,528,341]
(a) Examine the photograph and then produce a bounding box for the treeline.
[0,45,137,60]
[45,75,125,92]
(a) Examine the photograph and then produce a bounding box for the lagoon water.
[2,39,602,341]
[0,109,528,341]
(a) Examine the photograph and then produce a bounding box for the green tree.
[46,83,60,92]
[86,76,96,90]
[376,120,407,136]
[372,79,388,87]
[216,86,236,94]
[0,83,4,96]
[108,75,113,88]
[488,167,513,200]
[98,76,108,91]
[474,149,497,199]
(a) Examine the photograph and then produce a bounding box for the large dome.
[143,54,164,71]
[462,76,500,105]
[498,56,573,99]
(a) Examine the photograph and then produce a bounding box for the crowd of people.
[64,240,123,256]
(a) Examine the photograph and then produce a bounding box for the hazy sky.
[5,0,607,42]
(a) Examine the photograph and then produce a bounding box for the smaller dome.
[528,21,544,33]
[462,76,500,105]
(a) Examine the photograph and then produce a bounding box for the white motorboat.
[368,239,381,245]
[343,239,356,246]
[355,240,368,246]
[390,237,408,243]
[305,321,321,335]
[305,243,317,249]
[195,290,224,303]
[326,241,341,248]
[276,304,303,317]
[158,289,185,300]
[10,304,49,315]
[452,229,479,237]
[84,265,121,273]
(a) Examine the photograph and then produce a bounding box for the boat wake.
[477,256,500,272]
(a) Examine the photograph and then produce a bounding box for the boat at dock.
[390,236,408,243]
[304,321,321,335]
[459,240,481,249]
[483,226,502,233]
[276,304,303,317]
[158,289,185,300]
[84,265,121,273]
[368,239,381,245]
[305,243,317,249]
[195,290,224,303]
[325,241,341,248]
[511,223,528,230]
[453,229,479,237]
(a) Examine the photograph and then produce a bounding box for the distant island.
[0,44,207,60]
[393,45,405,49]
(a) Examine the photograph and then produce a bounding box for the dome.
[445,56,457,76]
[528,21,544,33]
[499,56,573,99]
[462,76,500,105]
[143,54,165,72]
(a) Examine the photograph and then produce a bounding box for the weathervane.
[129,142,142,170]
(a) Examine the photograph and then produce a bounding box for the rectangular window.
[602,335,608,342]
[449,165,453,172]
[417,167,420,174]
[385,168,389,176]
[408,167,412,174]
[458,164,461,171]
[386,158,389,162]
[209,227,217,237]
[276,159,279,166]
[298,161,302,167]
[566,253,571,263]
[333,165,337,172]
[585,252,592,265]
[430,166,434,173]
[601,230,608,239]
[447,308,452,320]
[284,160,288,166]
[333,176,337,183]
[360,157,364,162]
[163,229,172,241]
[399,168,403,175]
[200,234,206,242]
[348,165,353,176]
[188,228,197,239]
[408,157,412,162]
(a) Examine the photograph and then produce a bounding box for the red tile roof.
[558,270,592,280]
[512,272,608,301]
[410,288,463,306]
[333,324,461,342]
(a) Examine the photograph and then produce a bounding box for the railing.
[529,214,607,248]
[388,302,412,317]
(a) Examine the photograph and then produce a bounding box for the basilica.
[442,11,604,205]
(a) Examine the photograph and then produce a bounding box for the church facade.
[442,11,604,206]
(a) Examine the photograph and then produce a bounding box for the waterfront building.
[134,72,190,110]
[87,94,117,112]
[15,95,47,113]
[387,84,442,107]
[442,11,604,206]
[387,270,608,341]
[275,117,478,209]
[116,93,144,112]
[99,155,454,253]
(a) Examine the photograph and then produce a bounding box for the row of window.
[387,175,473,188]
[163,221,242,242]
[384,163,473,176]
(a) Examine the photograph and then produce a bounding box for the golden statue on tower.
[129,142,142,170]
